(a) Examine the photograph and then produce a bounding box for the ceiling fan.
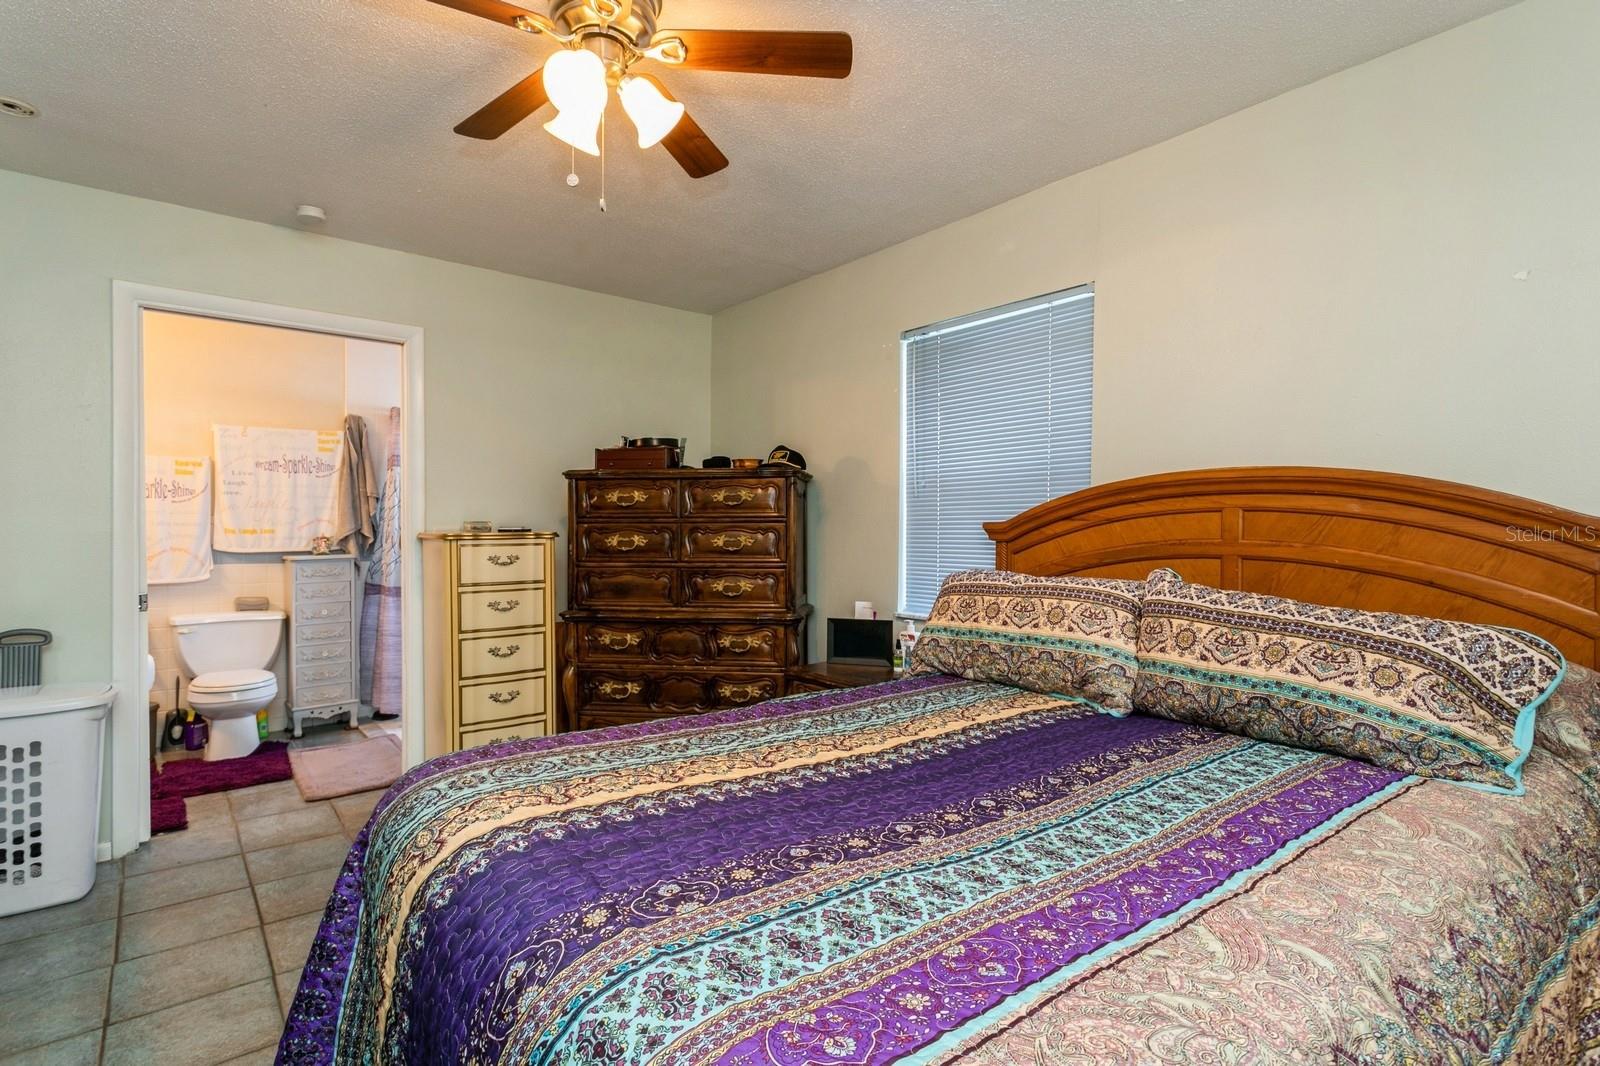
[427,0,853,179]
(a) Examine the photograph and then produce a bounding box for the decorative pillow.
[1133,568,1566,793]
[908,569,1143,713]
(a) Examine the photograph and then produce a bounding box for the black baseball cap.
[764,445,807,470]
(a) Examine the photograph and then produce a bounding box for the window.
[900,284,1094,616]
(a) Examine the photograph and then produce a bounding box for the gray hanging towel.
[333,414,379,554]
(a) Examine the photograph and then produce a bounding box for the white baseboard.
[96,841,114,863]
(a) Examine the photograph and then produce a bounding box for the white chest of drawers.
[419,532,558,758]
[283,554,361,737]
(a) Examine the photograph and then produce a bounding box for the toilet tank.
[171,611,286,676]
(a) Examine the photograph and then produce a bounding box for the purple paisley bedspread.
[277,672,1600,1064]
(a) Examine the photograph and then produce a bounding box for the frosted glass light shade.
[619,75,685,149]
[543,48,608,113]
[544,107,602,156]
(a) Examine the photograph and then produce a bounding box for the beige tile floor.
[0,723,394,1065]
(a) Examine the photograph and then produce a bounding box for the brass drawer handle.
[597,680,641,700]
[603,489,650,507]
[485,599,520,613]
[708,487,756,506]
[707,578,755,597]
[486,553,521,567]
[709,532,755,552]
[717,682,765,704]
[486,644,521,659]
[717,633,771,653]
[487,689,521,704]
[595,631,642,651]
[603,532,650,552]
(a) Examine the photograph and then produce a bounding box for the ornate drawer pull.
[717,633,772,653]
[603,532,650,552]
[486,644,521,659]
[595,631,642,651]
[708,487,756,506]
[603,489,650,507]
[707,578,755,597]
[597,680,641,700]
[709,532,755,552]
[486,553,521,567]
[717,683,765,703]
[486,599,520,613]
[487,690,521,704]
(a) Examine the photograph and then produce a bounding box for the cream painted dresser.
[419,532,558,757]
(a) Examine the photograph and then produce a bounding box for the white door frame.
[110,282,426,858]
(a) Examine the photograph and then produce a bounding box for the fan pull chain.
[566,145,579,188]
[598,110,608,213]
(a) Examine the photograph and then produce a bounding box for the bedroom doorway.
[109,284,426,859]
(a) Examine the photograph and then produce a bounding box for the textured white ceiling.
[0,0,1514,312]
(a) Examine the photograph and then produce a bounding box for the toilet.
[171,611,285,761]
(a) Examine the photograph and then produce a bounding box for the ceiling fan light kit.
[427,0,852,192]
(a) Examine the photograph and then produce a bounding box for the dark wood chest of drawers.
[560,468,811,730]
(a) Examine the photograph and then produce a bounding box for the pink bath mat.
[288,734,402,801]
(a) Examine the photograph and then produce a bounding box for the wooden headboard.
[984,467,1600,668]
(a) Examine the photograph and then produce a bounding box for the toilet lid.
[189,669,276,694]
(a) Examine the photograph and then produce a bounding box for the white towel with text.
[145,455,214,584]
[212,425,344,552]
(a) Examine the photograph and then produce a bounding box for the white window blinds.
[900,285,1094,616]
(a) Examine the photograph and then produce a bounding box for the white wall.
[709,0,1600,652]
[0,169,711,688]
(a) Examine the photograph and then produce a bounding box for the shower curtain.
[359,406,403,718]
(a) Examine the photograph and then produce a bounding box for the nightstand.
[787,661,897,693]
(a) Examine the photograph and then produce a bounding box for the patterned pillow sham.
[1535,663,1600,794]
[1134,568,1566,793]
[908,569,1142,713]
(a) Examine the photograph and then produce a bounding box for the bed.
[278,467,1600,1064]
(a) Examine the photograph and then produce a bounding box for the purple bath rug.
[150,794,188,835]
[153,741,293,800]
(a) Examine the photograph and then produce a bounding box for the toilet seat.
[189,669,276,699]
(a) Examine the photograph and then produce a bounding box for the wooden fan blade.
[663,111,729,177]
[662,30,852,78]
[637,75,729,178]
[454,68,549,139]
[425,0,541,30]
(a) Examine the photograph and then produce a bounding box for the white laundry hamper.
[0,684,113,917]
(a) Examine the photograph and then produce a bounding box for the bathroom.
[142,310,405,819]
